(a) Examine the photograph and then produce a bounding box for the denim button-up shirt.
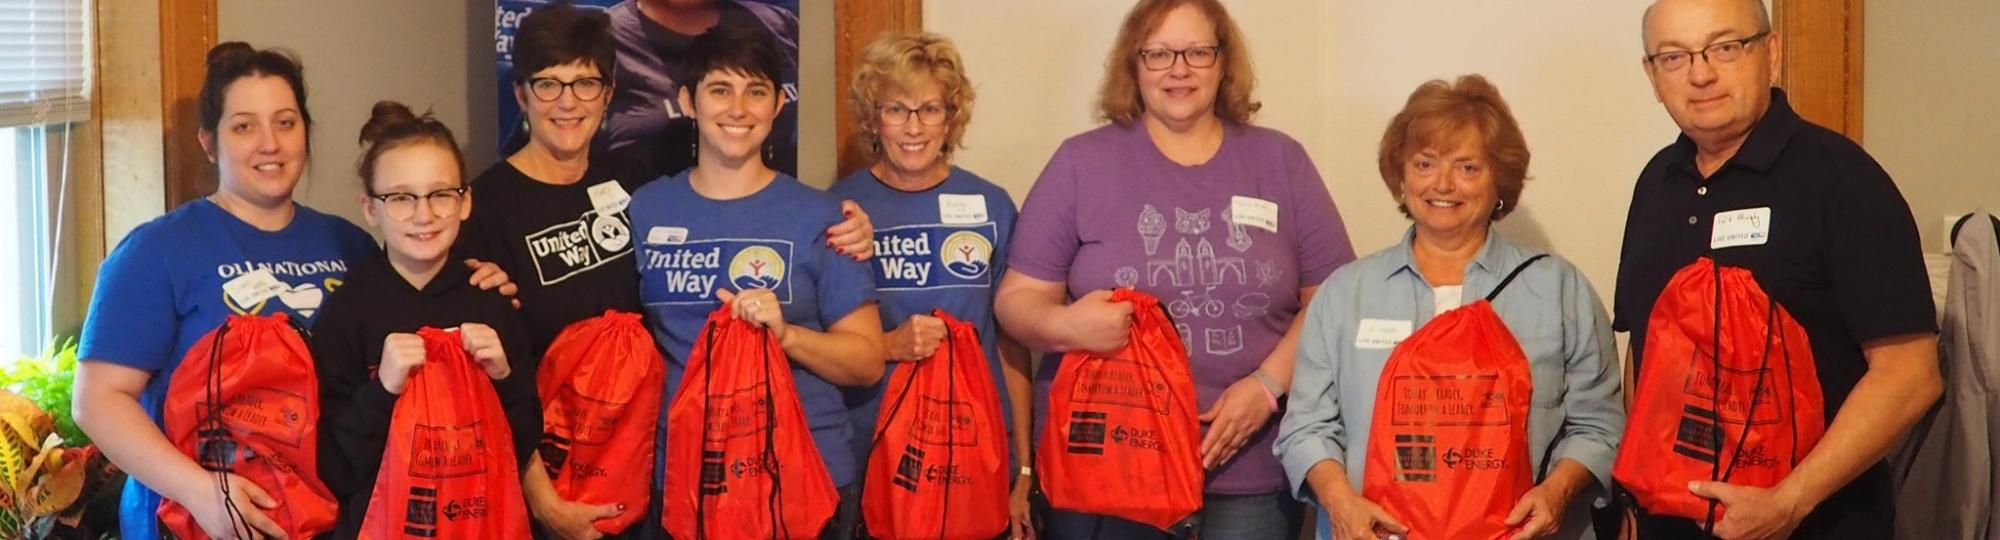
[1275,227,1623,539]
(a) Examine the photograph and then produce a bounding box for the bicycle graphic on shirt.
[1169,286,1226,319]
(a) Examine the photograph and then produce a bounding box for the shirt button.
[1688,216,1699,225]
[1697,186,1708,196]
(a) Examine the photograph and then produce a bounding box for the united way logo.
[939,231,992,280]
[729,245,787,290]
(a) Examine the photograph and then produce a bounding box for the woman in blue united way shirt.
[828,31,1037,539]
[627,23,885,540]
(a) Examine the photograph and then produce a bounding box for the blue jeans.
[1044,491,1304,540]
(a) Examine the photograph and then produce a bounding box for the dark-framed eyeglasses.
[368,186,468,221]
[1137,45,1221,71]
[878,101,950,126]
[523,76,607,102]
[1645,31,1769,72]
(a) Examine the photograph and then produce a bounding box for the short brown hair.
[1377,74,1530,220]
[512,4,615,83]
[846,32,975,161]
[1095,0,1259,124]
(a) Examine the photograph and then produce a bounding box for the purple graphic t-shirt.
[1010,121,1356,494]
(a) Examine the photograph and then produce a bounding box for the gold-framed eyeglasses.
[524,76,607,101]
[1137,45,1221,71]
[368,186,468,221]
[879,101,950,126]
[1645,31,1769,72]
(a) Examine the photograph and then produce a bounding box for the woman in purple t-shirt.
[993,0,1355,538]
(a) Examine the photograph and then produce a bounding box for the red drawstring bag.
[862,310,1010,539]
[663,306,838,539]
[1614,257,1825,527]
[358,327,532,539]
[160,313,339,539]
[537,310,663,534]
[1038,288,1202,531]
[1361,255,1546,540]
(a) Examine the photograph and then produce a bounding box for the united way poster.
[494,1,801,178]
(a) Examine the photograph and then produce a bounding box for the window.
[1,0,91,360]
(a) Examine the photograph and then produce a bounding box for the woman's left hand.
[1007,474,1035,539]
[718,288,788,343]
[464,258,521,308]
[826,200,875,261]
[1198,376,1275,469]
[1504,483,1567,540]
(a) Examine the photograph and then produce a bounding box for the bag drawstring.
[695,322,719,540]
[203,320,257,538]
[1698,260,1778,534]
[762,324,789,540]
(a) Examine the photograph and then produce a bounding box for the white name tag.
[223,269,287,308]
[938,194,988,224]
[1711,207,1772,249]
[647,226,688,245]
[1355,318,1413,350]
[1231,196,1279,233]
[586,181,631,215]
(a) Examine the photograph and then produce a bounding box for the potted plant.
[1,339,121,539]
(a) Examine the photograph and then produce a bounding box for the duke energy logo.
[872,223,997,291]
[640,238,795,304]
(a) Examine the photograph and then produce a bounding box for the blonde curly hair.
[846,32,975,162]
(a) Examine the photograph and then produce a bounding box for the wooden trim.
[833,0,923,178]
[1774,0,1864,142]
[160,0,218,208]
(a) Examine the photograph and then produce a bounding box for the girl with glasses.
[310,101,543,539]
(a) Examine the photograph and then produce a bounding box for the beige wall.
[218,0,495,233]
[1863,0,2000,253]
[929,0,1676,303]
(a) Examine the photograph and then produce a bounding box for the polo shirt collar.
[1664,87,1802,179]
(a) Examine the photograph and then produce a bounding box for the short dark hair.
[684,21,784,91]
[198,41,311,134]
[512,3,615,83]
[356,101,467,195]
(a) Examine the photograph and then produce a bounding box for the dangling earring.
[519,116,529,134]
[599,113,609,133]
[762,143,775,165]
[689,139,699,161]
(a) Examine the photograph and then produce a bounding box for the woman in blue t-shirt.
[73,42,513,540]
[627,24,885,540]
[828,31,1036,539]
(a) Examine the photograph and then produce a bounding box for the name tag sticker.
[1231,196,1279,233]
[223,269,287,308]
[1355,318,1413,350]
[1711,207,1772,249]
[586,181,631,215]
[647,226,688,245]
[938,194,988,224]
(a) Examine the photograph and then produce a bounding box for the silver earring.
[1496,200,1507,212]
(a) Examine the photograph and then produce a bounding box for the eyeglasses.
[878,101,950,126]
[368,186,468,221]
[523,76,607,101]
[1645,31,1769,72]
[1137,46,1221,71]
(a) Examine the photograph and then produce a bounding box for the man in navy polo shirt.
[1614,1,1942,538]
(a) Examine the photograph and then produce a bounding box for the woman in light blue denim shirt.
[1274,75,1623,540]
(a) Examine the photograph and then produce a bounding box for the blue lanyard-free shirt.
[629,171,879,488]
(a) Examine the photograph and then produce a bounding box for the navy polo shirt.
[1612,88,1936,538]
